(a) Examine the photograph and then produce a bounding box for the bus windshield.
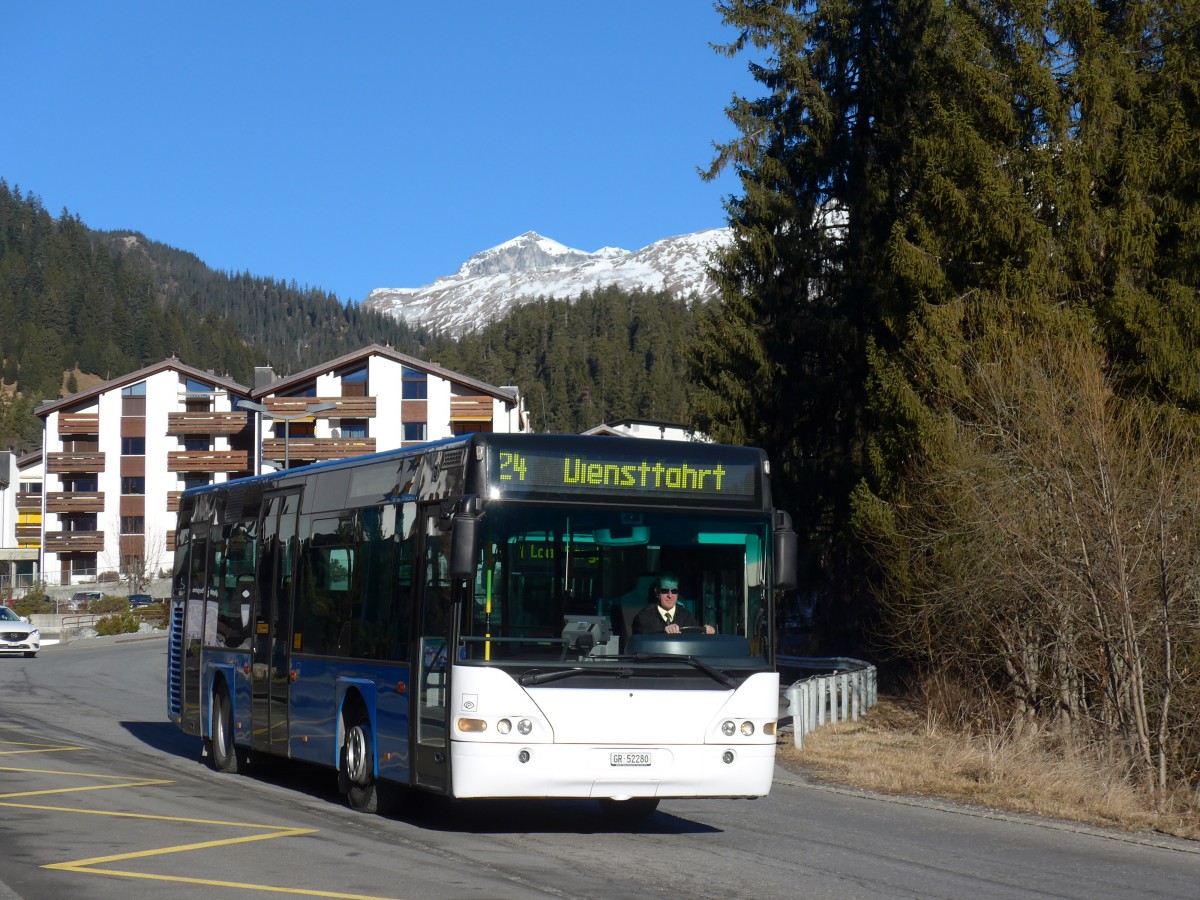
[458,505,771,664]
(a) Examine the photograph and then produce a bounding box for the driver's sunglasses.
[658,587,678,595]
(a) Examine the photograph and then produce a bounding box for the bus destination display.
[489,445,761,506]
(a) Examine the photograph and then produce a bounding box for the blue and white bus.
[167,432,797,818]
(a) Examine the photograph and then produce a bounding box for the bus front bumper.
[449,740,776,800]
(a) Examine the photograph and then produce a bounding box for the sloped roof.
[251,343,520,403]
[35,357,250,418]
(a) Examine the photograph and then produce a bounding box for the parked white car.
[0,607,40,658]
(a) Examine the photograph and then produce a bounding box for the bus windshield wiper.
[629,653,736,688]
[519,666,634,686]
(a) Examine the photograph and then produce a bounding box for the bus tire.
[597,797,659,822]
[340,719,380,814]
[210,686,244,773]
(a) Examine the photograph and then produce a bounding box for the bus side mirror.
[773,509,798,591]
[449,496,482,580]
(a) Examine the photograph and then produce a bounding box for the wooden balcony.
[166,530,177,552]
[167,411,252,435]
[44,530,105,553]
[263,397,376,418]
[58,413,99,435]
[261,437,376,462]
[47,452,106,474]
[167,450,251,473]
[167,491,182,512]
[15,523,41,543]
[16,491,42,511]
[46,492,105,514]
[451,396,494,421]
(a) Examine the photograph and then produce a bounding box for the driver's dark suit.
[631,603,700,635]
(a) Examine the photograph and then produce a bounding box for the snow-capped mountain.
[363,229,730,336]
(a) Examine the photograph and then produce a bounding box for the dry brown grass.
[776,696,1200,840]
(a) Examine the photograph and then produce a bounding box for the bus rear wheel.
[340,719,381,814]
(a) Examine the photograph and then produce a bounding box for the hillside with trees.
[0,181,706,451]
[427,285,702,434]
[696,0,1200,806]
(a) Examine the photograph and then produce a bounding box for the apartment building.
[35,358,252,586]
[245,343,528,474]
[32,346,527,587]
[0,450,42,595]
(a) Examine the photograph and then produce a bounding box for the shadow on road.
[120,720,201,761]
[119,721,723,836]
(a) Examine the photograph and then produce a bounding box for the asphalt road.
[0,635,1197,899]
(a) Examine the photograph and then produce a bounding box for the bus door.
[181,535,208,733]
[413,503,453,791]
[251,489,300,756]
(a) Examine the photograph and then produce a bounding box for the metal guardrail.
[55,614,102,643]
[777,655,878,748]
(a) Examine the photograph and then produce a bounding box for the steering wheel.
[678,625,706,634]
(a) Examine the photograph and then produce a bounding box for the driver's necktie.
[664,614,672,626]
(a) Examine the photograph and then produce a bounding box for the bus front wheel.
[209,687,246,773]
[340,719,380,814]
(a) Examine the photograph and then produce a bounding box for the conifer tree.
[697,0,1200,639]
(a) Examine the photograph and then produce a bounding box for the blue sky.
[4,2,757,303]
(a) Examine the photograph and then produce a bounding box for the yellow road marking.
[0,733,408,900]
[0,745,88,755]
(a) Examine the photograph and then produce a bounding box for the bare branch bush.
[874,314,1200,803]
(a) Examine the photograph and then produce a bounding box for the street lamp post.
[237,400,338,472]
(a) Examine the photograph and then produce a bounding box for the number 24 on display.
[499,451,528,481]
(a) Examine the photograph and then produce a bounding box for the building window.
[122,381,147,416]
[451,422,489,435]
[71,555,97,577]
[288,421,315,438]
[65,437,98,452]
[184,378,215,412]
[183,435,211,452]
[342,366,368,397]
[284,383,317,398]
[121,516,145,534]
[183,474,212,490]
[121,437,145,455]
[121,476,146,495]
[67,515,98,532]
[402,367,428,400]
[63,476,98,492]
[340,419,368,439]
[403,423,427,442]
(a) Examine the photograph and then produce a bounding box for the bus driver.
[630,572,716,636]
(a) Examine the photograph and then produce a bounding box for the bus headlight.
[721,720,736,737]
[496,719,512,734]
[740,721,755,737]
[517,718,533,735]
